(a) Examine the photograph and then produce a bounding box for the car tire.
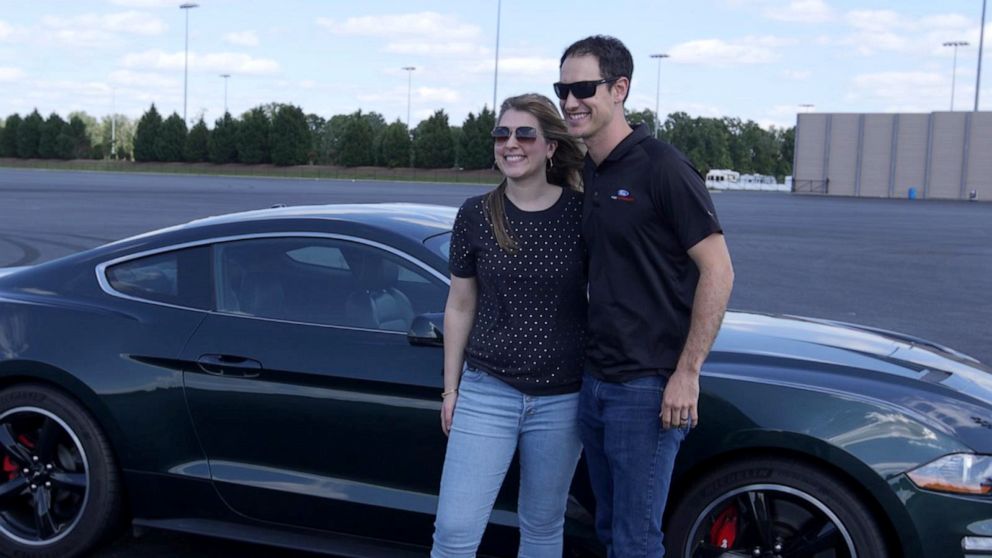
[665,457,888,558]
[0,384,122,558]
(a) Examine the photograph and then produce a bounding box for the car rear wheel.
[0,385,121,558]
[665,457,888,558]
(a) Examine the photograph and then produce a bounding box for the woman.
[431,93,586,558]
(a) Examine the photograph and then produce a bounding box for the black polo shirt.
[583,124,723,381]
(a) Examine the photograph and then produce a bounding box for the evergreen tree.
[184,118,210,162]
[377,120,411,168]
[156,113,188,162]
[66,115,93,159]
[237,107,271,164]
[337,111,374,167]
[209,112,239,164]
[270,104,310,166]
[778,126,796,179]
[38,113,67,159]
[318,114,351,164]
[459,106,495,170]
[16,110,43,159]
[1,114,21,157]
[412,109,454,169]
[305,113,326,163]
[133,104,163,162]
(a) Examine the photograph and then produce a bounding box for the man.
[557,35,734,557]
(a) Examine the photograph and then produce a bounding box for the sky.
[0,0,989,130]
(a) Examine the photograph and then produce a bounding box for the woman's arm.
[440,274,478,435]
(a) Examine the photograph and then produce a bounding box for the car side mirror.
[407,313,444,347]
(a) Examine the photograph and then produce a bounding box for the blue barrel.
[908,187,917,200]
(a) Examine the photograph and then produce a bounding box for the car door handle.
[196,354,262,378]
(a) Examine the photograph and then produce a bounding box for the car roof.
[114,203,459,248]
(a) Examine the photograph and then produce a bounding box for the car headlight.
[907,453,992,496]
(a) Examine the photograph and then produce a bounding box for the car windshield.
[424,232,451,261]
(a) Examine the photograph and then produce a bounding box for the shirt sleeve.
[656,152,723,251]
[448,204,477,278]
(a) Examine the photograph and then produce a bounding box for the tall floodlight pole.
[220,74,231,115]
[111,88,117,159]
[493,0,501,112]
[977,0,988,111]
[944,42,969,110]
[799,103,815,113]
[650,54,669,137]
[402,66,416,130]
[180,3,198,124]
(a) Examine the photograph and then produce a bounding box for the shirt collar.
[588,124,652,168]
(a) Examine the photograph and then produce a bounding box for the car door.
[180,234,448,545]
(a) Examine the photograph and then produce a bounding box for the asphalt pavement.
[0,167,990,556]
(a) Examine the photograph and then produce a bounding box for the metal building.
[793,112,992,201]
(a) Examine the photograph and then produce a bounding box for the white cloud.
[0,67,24,81]
[108,0,178,7]
[42,11,166,36]
[0,20,13,41]
[108,69,177,88]
[416,87,460,103]
[468,57,559,76]
[843,10,978,56]
[764,0,834,23]
[384,41,483,56]
[122,50,280,75]
[849,71,948,110]
[316,12,480,40]
[783,69,812,80]
[224,31,259,47]
[668,37,793,65]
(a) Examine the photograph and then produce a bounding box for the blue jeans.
[579,373,689,558]
[431,367,582,558]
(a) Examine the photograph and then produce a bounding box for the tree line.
[2,104,794,178]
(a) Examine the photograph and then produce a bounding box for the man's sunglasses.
[553,77,618,100]
[491,126,539,143]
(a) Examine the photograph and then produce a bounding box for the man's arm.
[660,232,734,429]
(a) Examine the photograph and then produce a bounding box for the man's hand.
[661,369,699,430]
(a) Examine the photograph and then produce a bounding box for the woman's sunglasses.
[553,77,618,100]
[491,126,539,143]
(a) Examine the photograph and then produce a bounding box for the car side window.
[215,237,446,332]
[105,246,211,309]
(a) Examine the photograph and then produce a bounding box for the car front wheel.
[665,457,888,558]
[0,385,121,558]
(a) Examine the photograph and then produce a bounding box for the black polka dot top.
[449,187,587,395]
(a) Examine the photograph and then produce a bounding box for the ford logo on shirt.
[610,188,636,202]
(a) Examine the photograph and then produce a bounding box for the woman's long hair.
[485,93,584,253]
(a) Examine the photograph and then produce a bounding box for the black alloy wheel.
[0,385,121,558]
[666,457,889,558]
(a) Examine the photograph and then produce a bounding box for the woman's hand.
[441,392,458,436]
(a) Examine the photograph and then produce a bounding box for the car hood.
[712,311,992,450]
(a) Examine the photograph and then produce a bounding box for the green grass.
[0,158,503,186]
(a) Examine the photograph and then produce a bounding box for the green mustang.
[0,204,989,558]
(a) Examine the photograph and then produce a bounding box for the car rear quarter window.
[215,237,446,331]
[105,246,211,309]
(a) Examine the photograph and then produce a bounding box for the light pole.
[220,74,231,115]
[402,66,415,130]
[977,0,987,111]
[799,103,815,113]
[492,0,501,112]
[180,3,198,124]
[650,53,669,137]
[943,41,969,110]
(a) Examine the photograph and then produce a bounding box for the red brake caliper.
[709,503,739,549]
[2,434,36,480]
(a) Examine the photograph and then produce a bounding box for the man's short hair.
[560,35,634,86]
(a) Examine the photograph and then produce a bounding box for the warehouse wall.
[794,112,991,201]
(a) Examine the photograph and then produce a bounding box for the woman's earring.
[546,157,554,170]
